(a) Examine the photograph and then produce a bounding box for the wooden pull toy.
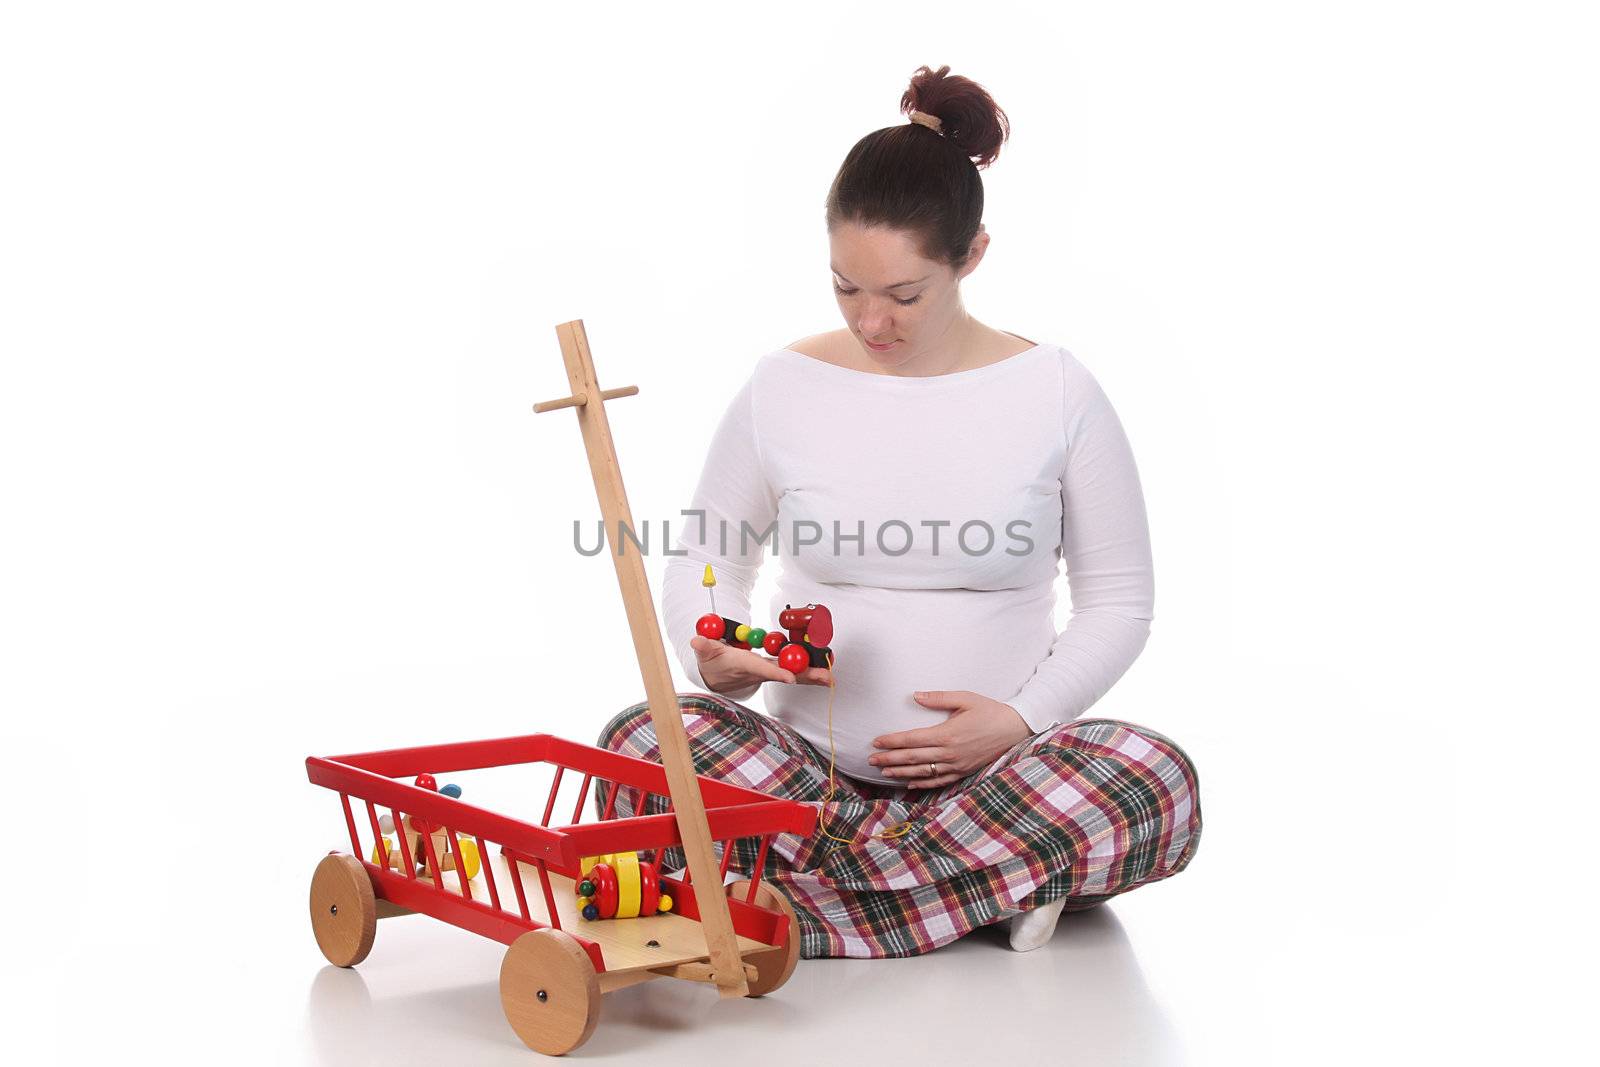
[371,773,482,880]
[695,565,835,674]
[574,852,674,920]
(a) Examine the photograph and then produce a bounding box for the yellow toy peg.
[580,852,623,877]
[702,564,718,615]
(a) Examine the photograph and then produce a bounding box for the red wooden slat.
[419,827,444,885]
[391,808,415,879]
[536,860,562,932]
[569,774,592,826]
[364,800,387,867]
[445,828,473,901]
[339,793,361,856]
[477,836,501,911]
[745,834,773,904]
[541,766,566,827]
[507,850,532,921]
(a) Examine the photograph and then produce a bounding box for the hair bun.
[900,64,1010,169]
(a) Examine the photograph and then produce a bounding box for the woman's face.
[828,221,979,371]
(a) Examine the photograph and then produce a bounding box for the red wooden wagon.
[307,732,815,1054]
[308,320,817,1054]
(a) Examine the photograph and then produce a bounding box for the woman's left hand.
[868,691,1034,790]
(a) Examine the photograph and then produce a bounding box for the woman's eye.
[833,284,921,307]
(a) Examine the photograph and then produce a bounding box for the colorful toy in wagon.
[305,319,816,1056]
[370,774,482,881]
[575,851,673,920]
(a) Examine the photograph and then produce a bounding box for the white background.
[3,2,1596,1064]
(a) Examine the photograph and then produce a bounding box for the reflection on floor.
[303,901,1183,1066]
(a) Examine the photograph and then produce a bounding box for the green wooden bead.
[747,628,766,646]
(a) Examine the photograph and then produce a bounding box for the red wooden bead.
[763,631,787,655]
[638,861,661,916]
[778,643,810,675]
[592,862,620,918]
[696,614,726,640]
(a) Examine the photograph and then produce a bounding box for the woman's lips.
[865,338,899,351]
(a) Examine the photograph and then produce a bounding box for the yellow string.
[813,650,916,845]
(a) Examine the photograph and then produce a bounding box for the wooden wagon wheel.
[500,929,602,1055]
[309,853,377,967]
[726,880,801,997]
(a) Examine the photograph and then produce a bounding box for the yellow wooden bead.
[456,838,481,879]
[615,851,641,919]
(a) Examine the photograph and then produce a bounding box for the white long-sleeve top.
[661,342,1154,785]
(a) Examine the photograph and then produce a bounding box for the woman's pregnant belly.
[760,574,1057,784]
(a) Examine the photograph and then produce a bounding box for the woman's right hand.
[691,636,836,694]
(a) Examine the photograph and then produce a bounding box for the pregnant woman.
[596,65,1202,957]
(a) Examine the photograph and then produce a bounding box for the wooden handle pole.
[539,321,749,998]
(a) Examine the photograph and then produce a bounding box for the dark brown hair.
[825,65,1011,272]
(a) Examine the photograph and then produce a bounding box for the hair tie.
[907,109,943,134]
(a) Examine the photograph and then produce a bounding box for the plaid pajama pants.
[594,692,1202,959]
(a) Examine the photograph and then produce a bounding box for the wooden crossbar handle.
[531,384,639,414]
[646,961,761,984]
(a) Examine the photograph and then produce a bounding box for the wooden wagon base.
[386,855,792,991]
[312,852,801,1054]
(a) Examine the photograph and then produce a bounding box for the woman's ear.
[958,225,992,280]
